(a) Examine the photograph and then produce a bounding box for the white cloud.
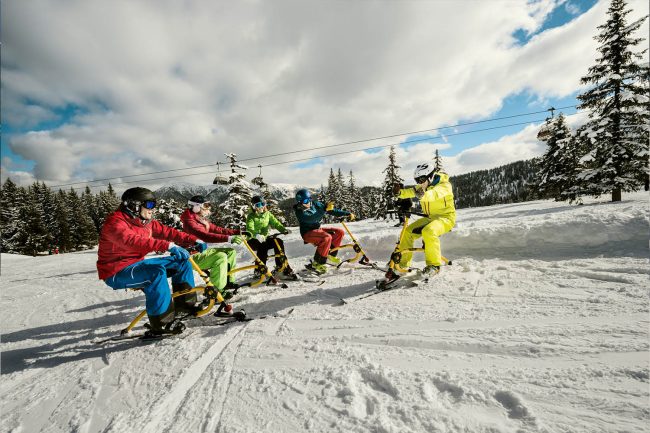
[1,0,648,189]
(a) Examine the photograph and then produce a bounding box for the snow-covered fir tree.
[82,186,101,232]
[378,146,404,219]
[35,182,56,250]
[215,153,253,229]
[336,168,350,211]
[347,171,361,219]
[577,0,649,202]
[535,113,573,200]
[16,185,50,256]
[0,179,22,253]
[66,188,98,250]
[155,198,184,229]
[433,149,444,172]
[97,183,120,229]
[558,127,589,204]
[53,189,73,252]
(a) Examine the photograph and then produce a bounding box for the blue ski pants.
[104,256,195,316]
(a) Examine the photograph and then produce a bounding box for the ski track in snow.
[1,192,648,433]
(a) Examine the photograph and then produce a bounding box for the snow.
[1,192,649,433]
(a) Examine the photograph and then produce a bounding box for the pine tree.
[98,183,120,229]
[577,0,649,201]
[53,190,73,252]
[558,127,589,204]
[83,186,101,232]
[325,169,338,203]
[336,168,349,210]
[155,199,184,229]
[347,171,360,219]
[16,185,50,256]
[378,146,404,219]
[433,149,444,172]
[35,182,56,252]
[536,114,573,200]
[216,153,253,229]
[67,188,98,250]
[0,179,22,253]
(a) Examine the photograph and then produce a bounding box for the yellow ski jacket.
[398,173,456,224]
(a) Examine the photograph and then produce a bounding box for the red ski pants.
[302,227,345,257]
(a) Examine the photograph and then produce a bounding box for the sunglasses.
[253,201,266,209]
[415,176,429,185]
[142,200,157,209]
[201,202,212,209]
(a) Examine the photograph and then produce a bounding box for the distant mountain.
[450,158,541,208]
[154,182,304,204]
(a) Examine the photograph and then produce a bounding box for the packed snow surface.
[1,192,648,433]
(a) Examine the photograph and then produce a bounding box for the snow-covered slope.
[1,192,648,433]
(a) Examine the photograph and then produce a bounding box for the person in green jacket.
[246,195,297,279]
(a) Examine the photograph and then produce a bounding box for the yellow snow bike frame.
[121,256,229,335]
[328,218,373,268]
[226,234,288,294]
[121,237,285,334]
[385,212,452,275]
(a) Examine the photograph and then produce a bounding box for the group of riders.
[96,162,456,336]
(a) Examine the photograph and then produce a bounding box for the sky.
[1,0,648,191]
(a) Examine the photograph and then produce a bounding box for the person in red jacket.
[180,195,246,299]
[97,187,207,335]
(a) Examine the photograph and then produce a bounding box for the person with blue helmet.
[293,189,354,275]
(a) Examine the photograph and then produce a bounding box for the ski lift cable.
[49,104,577,189]
[70,115,559,191]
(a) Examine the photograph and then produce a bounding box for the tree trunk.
[612,188,622,202]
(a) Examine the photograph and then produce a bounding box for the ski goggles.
[141,200,157,209]
[189,201,211,210]
[415,175,429,185]
[253,201,266,209]
[300,198,311,204]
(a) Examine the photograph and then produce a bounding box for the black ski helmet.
[188,195,210,213]
[121,187,156,213]
[251,195,264,205]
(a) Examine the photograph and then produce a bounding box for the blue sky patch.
[513,0,599,45]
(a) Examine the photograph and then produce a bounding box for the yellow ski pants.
[398,216,454,267]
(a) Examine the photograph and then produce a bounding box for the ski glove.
[392,182,402,195]
[229,235,243,245]
[195,241,208,253]
[168,243,190,261]
[348,213,355,221]
[325,202,334,211]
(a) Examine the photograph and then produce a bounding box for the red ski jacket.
[96,209,198,280]
[180,209,240,243]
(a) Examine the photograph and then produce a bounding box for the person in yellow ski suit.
[393,163,456,276]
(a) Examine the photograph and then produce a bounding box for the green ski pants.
[191,247,237,292]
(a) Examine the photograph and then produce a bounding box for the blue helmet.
[295,189,312,204]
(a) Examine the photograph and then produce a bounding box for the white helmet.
[413,163,434,183]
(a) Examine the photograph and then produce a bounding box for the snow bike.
[226,235,289,294]
[120,255,245,335]
[265,233,299,280]
[328,217,375,268]
[376,211,452,290]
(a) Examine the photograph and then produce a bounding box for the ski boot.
[145,304,186,337]
[172,282,203,316]
[376,269,401,290]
